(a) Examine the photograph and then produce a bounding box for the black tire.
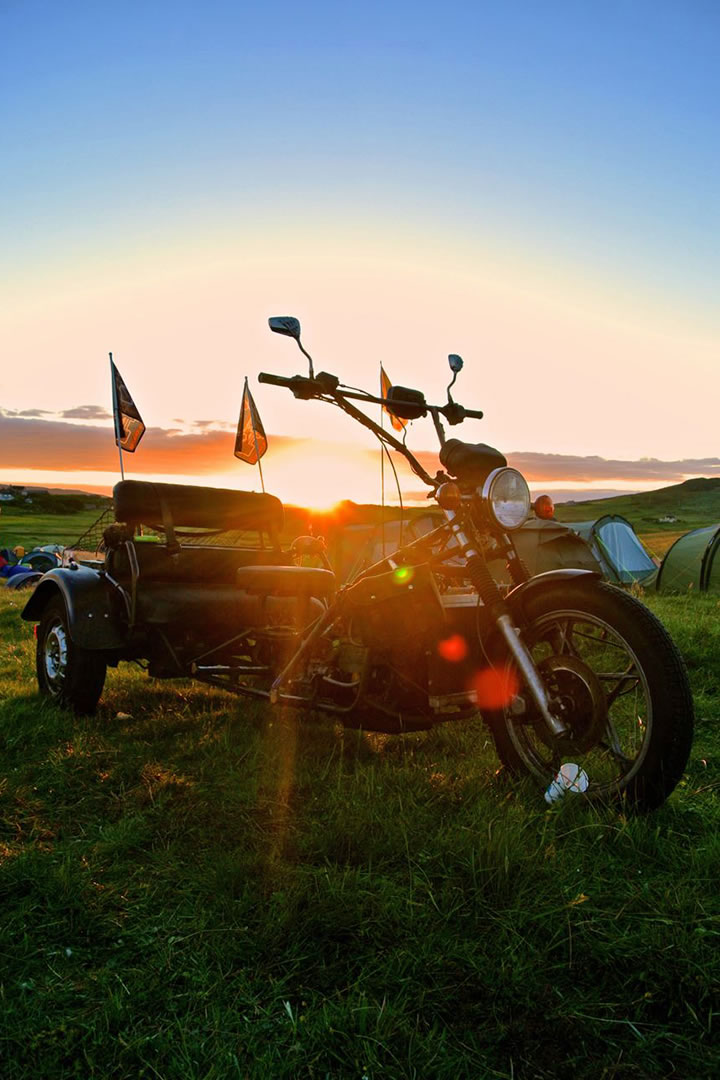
[488,581,694,811]
[36,596,107,715]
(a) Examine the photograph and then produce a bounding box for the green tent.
[569,515,658,587]
[655,524,720,593]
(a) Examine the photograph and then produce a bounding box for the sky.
[1,1,718,507]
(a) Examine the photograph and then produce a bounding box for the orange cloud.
[2,413,719,493]
[0,413,297,474]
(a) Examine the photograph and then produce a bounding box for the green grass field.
[0,507,108,552]
[0,585,717,1079]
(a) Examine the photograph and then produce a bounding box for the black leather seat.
[235,565,336,597]
[439,440,507,484]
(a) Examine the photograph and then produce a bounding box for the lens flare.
[393,566,414,585]
[437,634,468,662]
[470,667,519,710]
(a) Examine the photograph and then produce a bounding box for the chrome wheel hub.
[538,654,607,753]
[44,622,68,689]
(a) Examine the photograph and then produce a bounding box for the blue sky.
[1,1,718,500]
[5,1,717,282]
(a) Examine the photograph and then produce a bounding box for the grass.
[0,586,718,1079]
[0,508,107,551]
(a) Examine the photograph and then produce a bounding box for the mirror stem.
[446,371,459,404]
[296,340,315,379]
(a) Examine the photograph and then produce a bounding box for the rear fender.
[21,567,128,650]
[505,568,601,625]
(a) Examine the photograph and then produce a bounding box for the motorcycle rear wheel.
[489,581,694,811]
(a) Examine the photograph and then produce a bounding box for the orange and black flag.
[380,365,407,432]
[110,356,145,452]
[235,378,268,465]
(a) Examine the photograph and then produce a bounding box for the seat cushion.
[236,565,336,597]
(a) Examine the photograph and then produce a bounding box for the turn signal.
[436,482,461,510]
[533,494,555,520]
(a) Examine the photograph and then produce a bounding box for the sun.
[257,447,384,510]
[201,444,387,509]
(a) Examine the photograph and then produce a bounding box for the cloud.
[0,414,298,473]
[18,408,52,417]
[192,419,234,430]
[505,452,720,483]
[59,405,112,420]
[1,412,719,490]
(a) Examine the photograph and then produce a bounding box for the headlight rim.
[480,467,531,531]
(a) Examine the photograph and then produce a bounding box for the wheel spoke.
[506,605,654,793]
[544,617,577,656]
[599,665,642,706]
[600,717,635,767]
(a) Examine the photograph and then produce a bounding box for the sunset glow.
[2,4,718,498]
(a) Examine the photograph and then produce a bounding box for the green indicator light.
[393,566,414,585]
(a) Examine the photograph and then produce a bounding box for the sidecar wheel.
[488,581,693,811]
[36,596,107,715]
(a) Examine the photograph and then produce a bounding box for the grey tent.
[339,515,606,587]
[569,515,657,587]
[488,518,602,585]
[655,524,720,593]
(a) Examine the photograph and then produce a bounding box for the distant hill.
[1,483,110,497]
[556,477,720,523]
[555,478,720,557]
[0,487,110,515]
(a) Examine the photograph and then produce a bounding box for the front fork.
[445,512,569,740]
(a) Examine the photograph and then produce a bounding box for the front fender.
[21,567,128,650]
[505,568,601,624]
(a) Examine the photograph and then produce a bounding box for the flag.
[111,358,145,452]
[235,379,268,464]
[380,365,407,432]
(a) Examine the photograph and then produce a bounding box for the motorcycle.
[22,316,693,810]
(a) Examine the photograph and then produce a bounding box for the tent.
[655,524,720,593]
[487,518,602,585]
[335,515,623,587]
[568,516,657,587]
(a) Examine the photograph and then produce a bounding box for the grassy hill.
[555,477,720,558]
[4,478,720,563]
[0,493,436,560]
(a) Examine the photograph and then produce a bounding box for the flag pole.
[379,364,386,558]
[246,377,265,493]
[109,352,125,481]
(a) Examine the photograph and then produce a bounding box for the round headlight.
[482,468,531,530]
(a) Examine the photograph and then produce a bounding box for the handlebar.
[258,372,294,387]
[258,372,317,392]
[258,372,331,399]
[258,372,483,420]
[257,368,485,489]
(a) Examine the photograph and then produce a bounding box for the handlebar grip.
[464,408,484,420]
[258,372,294,387]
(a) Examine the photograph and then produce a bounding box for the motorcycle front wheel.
[489,581,694,811]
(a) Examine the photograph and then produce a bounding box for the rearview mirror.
[268,316,301,339]
[448,354,463,374]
